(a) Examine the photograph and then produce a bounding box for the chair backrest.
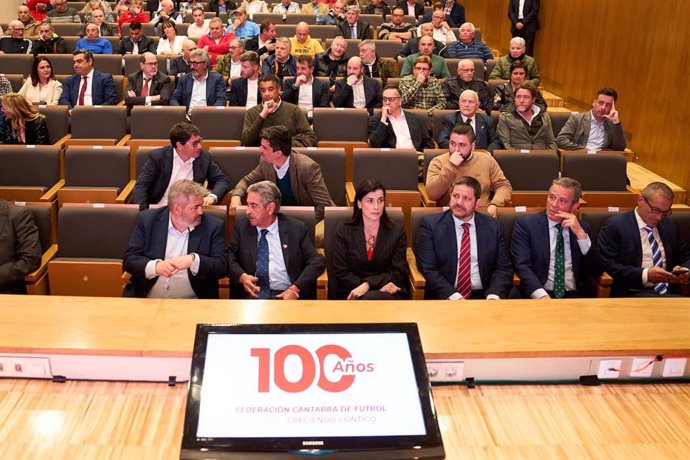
[38,105,70,144]
[112,74,126,103]
[235,206,317,245]
[561,152,628,191]
[0,145,60,189]
[64,146,130,188]
[209,147,262,191]
[431,109,456,140]
[56,204,140,258]
[579,209,625,244]
[494,152,560,191]
[0,54,33,75]
[295,147,347,206]
[15,201,56,252]
[191,107,246,141]
[352,148,419,190]
[130,106,187,139]
[51,23,83,36]
[410,207,443,247]
[70,106,128,140]
[323,206,404,298]
[669,211,690,247]
[121,22,157,37]
[203,205,229,242]
[312,108,369,142]
[47,54,75,75]
[370,39,403,59]
[549,110,572,138]
[497,209,541,253]
[93,54,123,75]
[1,74,25,92]
[485,59,496,81]
[422,149,445,183]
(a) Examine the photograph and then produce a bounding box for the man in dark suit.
[0,199,41,295]
[228,180,326,299]
[335,6,373,40]
[414,176,513,300]
[438,89,501,152]
[133,122,232,210]
[332,56,382,115]
[368,85,434,152]
[442,59,492,114]
[511,178,601,298]
[58,49,118,109]
[598,182,690,297]
[281,55,330,115]
[119,21,156,55]
[508,0,540,57]
[228,51,261,108]
[556,87,627,151]
[397,0,424,21]
[170,48,226,115]
[124,52,173,110]
[169,39,197,76]
[124,179,228,299]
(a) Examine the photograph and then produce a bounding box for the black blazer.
[132,145,232,210]
[123,207,228,298]
[367,110,434,152]
[598,210,690,297]
[396,0,424,19]
[120,35,157,55]
[169,55,191,76]
[414,210,513,299]
[437,111,501,153]
[0,117,50,145]
[511,211,601,297]
[124,71,173,108]
[335,19,373,40]
[331,220,408,299]
[281,77,330,108]
[170,71,226,109]
[508,0,541,32]
[227,213,326,299]
[228,77,261,107]
[331,77,382,114]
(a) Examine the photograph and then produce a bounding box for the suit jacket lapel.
[162,146,174,188]
[626,211,644,266]
[442,212,458,277]
[278,215,290,270]
[188,217,203,254]
[657,220,674,269]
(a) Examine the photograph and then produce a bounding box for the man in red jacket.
[197,17,234,67]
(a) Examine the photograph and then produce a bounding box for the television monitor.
[181,323,445,459]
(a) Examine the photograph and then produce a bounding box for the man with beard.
[496,81,556,150]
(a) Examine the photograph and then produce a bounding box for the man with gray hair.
[228,180,326,299]
[261,37,297,81]
[124,179,228,299]
[489,36,540,86]
[0,20,33,54]
[336,5,373,40]
[511,177,601,299]
[438,89,500,152]
[445,22,493,61]
[442,58,491,113]
[598,182,690,297]
[170,48,226,114]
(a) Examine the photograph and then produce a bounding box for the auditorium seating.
[0,145,63,202]
[312,107,369,181]
[18,201,58,296]
[295,147,347,206]
[68,106,129,145]
[190,107,244,148]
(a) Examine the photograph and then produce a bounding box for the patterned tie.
[456,222,472,299]
[644,226,668,294]
[553,224,565,298]
[141,78,151,97]
[350,25,356,39]
[78,75,88,106]
[256,229,270,299]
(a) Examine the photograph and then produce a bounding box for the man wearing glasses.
[0,20,33,54]
[598,182,690,297]
[125,52,173,109]
[170,48,226,114]
[367,85,433,152]
[133,122,232,210]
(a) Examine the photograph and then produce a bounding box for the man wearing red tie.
[414,176,513,300]
[58,49,118,110]
[125,52,173,110]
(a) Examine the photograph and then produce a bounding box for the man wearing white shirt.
[280,55,330,117]
[228,51,261,108]
[332,56,382,114]
[214,38,244,81]
[124,179,228,299]
[418,8,456,45]
[186,6,210,39]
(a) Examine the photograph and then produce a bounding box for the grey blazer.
[556,111,627,151]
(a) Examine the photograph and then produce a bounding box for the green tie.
[554,224,565,298]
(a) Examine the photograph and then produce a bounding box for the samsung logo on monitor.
[302,441,324,446]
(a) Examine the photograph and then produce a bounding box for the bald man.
[332,56,383,114]
[289,22,324,57]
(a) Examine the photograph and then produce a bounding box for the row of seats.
[16,200,690,299]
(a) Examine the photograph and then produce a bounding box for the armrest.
[418,183,436,207]
[24,244,58,283]
[406,248,425,289]
[316,248,328,300]
[116,134,132,146]
[345,182,355,206]
[40,179,65,202]
[52,134,71,150]
[116,180,136,204]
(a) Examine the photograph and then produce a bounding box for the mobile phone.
[672,267,689,276]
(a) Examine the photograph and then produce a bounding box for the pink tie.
[456,222,472,299]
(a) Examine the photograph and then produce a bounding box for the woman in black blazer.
[331,179,408,300]
[1,93,50,145]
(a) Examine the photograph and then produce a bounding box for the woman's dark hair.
[30,56,56,86]
[160,20,177,37]
[347,179,392,228]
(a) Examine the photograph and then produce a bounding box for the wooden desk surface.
[1,296,690,358]
[1,379,688,460]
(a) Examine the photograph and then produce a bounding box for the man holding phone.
[598,182,690,297]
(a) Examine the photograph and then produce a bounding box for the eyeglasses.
[382,96,401,102]
[643,195,672,216]
[144,61,158,66]
[187,138,204,147]
[189,61,206,66]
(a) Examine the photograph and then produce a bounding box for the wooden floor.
[1,379,689,459]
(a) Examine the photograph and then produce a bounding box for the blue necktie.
[643,226,668,295]
[256,229,270,299]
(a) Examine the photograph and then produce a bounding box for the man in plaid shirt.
[400,55,446,115]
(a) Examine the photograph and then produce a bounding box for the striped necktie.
[456,222,472,299]
[643,226,668,294]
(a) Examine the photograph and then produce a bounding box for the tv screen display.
[181,323,445,459]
